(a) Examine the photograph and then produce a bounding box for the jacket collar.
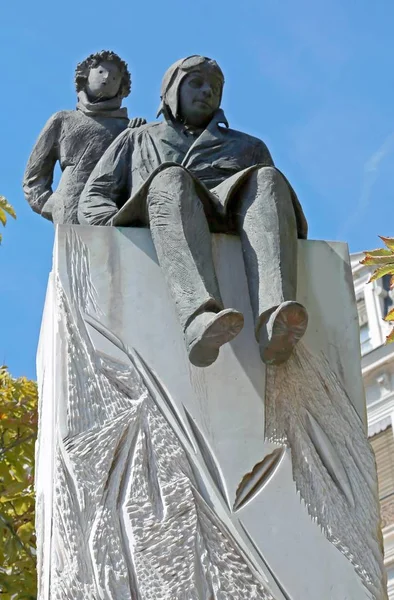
[180,109,229,166]
[209,108,229,129]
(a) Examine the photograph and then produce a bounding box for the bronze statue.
[23,50,145,224]
[79,55,308,368]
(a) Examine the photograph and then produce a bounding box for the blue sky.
[1,0,394,379]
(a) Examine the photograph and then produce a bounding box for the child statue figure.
[23,50,145,224]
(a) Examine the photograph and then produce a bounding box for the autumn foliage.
[0,366,38,599]
[362,235,394,343]
[0,196,16,244]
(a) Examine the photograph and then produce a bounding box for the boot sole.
[260,302,308,366]
[189,310,244,368]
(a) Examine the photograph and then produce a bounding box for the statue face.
[86,60,122,100]
[178,70,222,127]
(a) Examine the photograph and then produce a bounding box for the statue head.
[158,55,225,127]
[75,50,131,101]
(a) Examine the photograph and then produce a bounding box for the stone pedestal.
[35,225,386,599]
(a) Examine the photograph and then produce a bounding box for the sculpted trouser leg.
[235,166,307,364]
[147,166,244,367]
[147,165,222,329]
[235,166,297,327]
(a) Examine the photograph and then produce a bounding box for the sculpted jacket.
[23,93,129,224]
[79,110,307,238]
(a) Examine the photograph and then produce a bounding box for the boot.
[185,309,244,368]
[259,301,308,366]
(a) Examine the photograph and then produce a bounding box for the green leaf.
[380,236,394,251]
[364,247,393,257]
[0,208,6,226]
[0,482,27,501]
[0,197,16,246]
[0,196,16,219]
[362,253,394,266]
[4,533,19,564]
[16,522,34,543]
[368,264,394,283]
[386,327,394,344]
[385,308,394,322]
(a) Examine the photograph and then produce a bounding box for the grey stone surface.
[35,225,386,599]
[79,55,308,368]
[23,51,145,225]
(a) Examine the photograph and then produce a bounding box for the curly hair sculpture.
[74,50,131,98]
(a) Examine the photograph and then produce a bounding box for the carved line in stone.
[234,447,286,512]
[88,419,141,599]
[65,229,103,317]
[133,348,197,453]
[193,525,215,600]
[305,411,355,508]
[141,403,166,522]
[117,442,143,600]
[239,522,293,600]
[345,438,377,500]
[183,405,231,511]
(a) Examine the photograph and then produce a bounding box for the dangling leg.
[147,165,244,367]
[235,166,308,365]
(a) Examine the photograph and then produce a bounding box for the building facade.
[352,251,394,598]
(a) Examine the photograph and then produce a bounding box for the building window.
[370,426,394,529]
[357,296,372,354]
[360,323,372,354]
[382,274,393,318]
[357,296,368,326]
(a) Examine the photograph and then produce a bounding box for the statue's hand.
[128,117,147,129]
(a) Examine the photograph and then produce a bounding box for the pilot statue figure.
[79,55,308,368]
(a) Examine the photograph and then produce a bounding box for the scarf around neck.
[76,90,129,119]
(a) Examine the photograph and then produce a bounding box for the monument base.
[35,225,386,599]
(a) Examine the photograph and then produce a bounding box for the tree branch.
[0,513,34,560]
[0,433,35,458]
